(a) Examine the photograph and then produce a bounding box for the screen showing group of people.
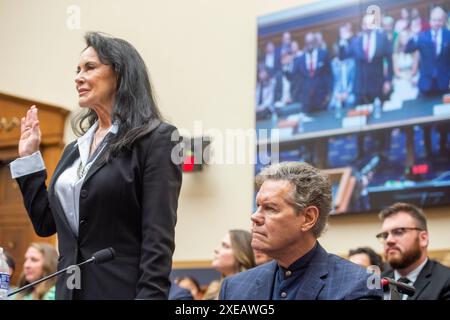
[256,1,450,215]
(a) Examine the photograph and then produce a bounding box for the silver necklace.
[77,134,97,180]
[77,131,108,180]
[77,160,87,180]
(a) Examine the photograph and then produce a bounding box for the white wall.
[1,0,449,263]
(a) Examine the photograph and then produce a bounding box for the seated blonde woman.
[15,242,58,300]
[203,229,255,300]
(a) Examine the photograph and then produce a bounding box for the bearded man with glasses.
[378,202,450,300]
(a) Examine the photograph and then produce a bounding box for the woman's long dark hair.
[72,32,163,160]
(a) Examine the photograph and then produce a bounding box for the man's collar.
[278,241,319,273]
[394,257,428,284]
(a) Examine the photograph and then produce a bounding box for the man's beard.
[386,237,422,270]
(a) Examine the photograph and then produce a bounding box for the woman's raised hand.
[18,105,41,157]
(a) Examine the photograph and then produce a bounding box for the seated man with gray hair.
[219,162,382,300]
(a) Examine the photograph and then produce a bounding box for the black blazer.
[16,122,182,300]
[382,259,450,300]
[340,30,393,100]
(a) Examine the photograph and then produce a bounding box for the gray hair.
[255,162,332,237]
[431,6,446,19]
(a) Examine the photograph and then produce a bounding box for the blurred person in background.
[348,246,384,273]
[15,243,58,300]
[203,229,255,300]
[378,202,450,299]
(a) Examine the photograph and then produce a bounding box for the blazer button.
[80,189,88,198]
[80,219,88,226]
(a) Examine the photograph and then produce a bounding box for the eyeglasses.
[376,227,423,242]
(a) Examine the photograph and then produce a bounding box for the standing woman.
[9,32,182,299]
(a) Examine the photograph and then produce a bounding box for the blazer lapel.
[295,243,328,300]
[425,31,435,55]
[49,143,79,191]
[82,144,109,185]
[357,36,365,60]
[299,56,308,76]
[253,261,277,300]
[48,143,80,237]
[81,128,120,184]
[409,260,433,300]
[81,120,162,184]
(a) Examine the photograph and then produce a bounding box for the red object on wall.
[183,155,195,172]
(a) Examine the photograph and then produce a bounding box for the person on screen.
[9,32,182,299]
[330,24,356,113]
[15,243,58,300]
[278,31,293,57]
[382,15,396,45]
[339,14,394,163]
[394,8,410,34]
[405,6,450,157]
[262,41,280,76]
[410,8,429,34]
[340,14,393,105]
[392,30,419,102]
[296,32,332,113]
[219,162,382,300]
[286,41,304,104]
[406,6,450,97]
[283,42,304,104]
[256,64,276,120]
[274,52,294,107]
[315,32,328,51]
[377,202,450,300]
[290,41,303,59]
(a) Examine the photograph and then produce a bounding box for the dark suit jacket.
[284,55,303,103]
[295,50,333,113]
[219,243,382,300]
[405,28,450,93]
[341,30,393,101]
[382,259,450,300]
[15,122,182,300]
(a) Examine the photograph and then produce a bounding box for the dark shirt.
[272,242,319,300]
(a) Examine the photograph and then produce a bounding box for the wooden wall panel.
[0,92,69,286]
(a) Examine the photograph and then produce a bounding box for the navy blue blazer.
[284,55,304,103]
[219,243,382,300]
[405,28,450,93]
[341,31,393,100]
[295,50,333,113]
